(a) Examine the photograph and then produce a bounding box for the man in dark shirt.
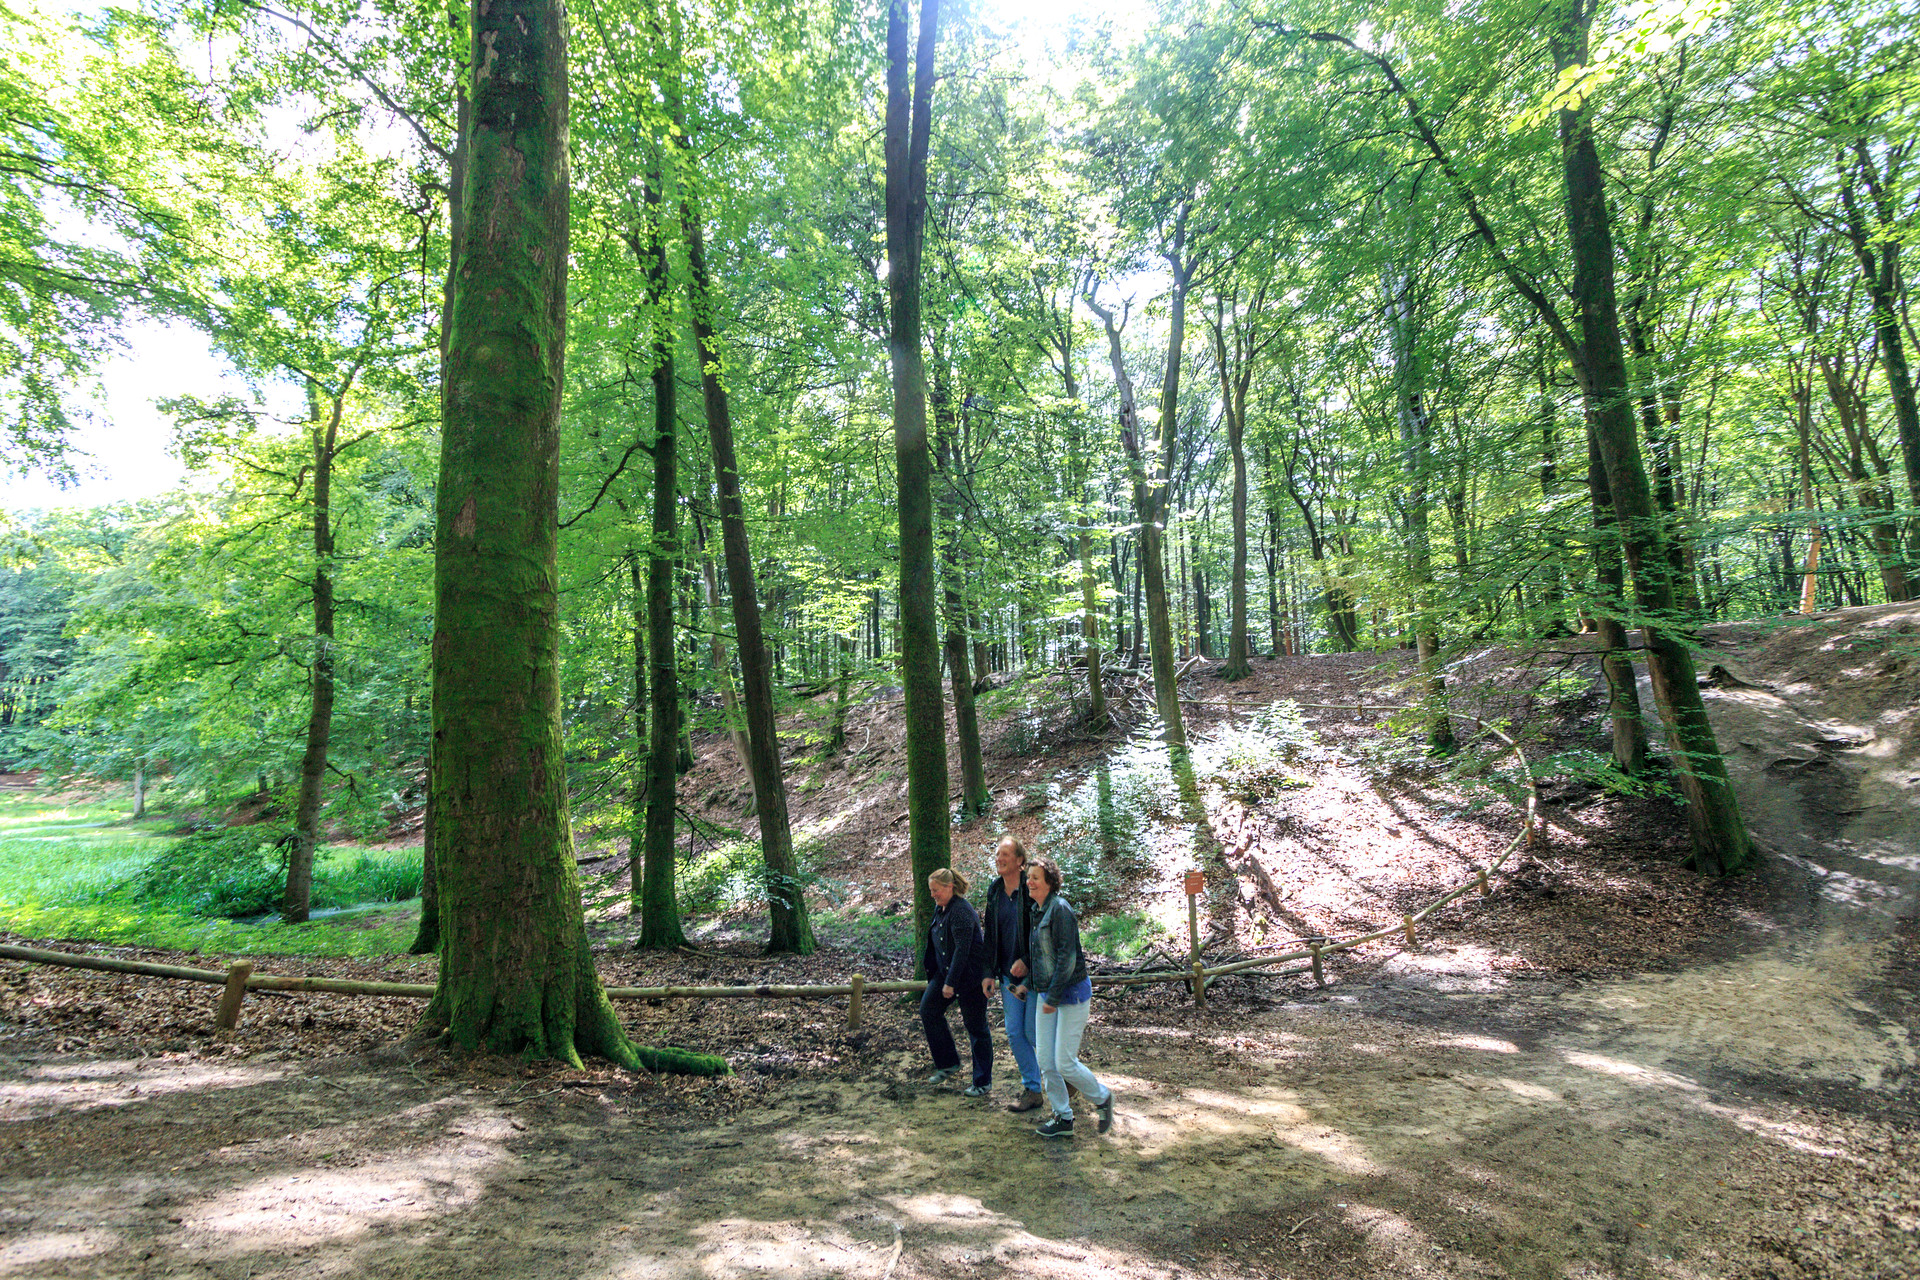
[980,836,1043,1111]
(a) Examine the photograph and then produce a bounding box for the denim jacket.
[1026,894,1088,1006]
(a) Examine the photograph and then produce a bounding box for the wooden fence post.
[846,973,865,1029]
[1309,945,1325,988]
[215,960,254,1031]
[1402,915,1416,946]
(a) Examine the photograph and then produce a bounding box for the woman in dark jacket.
[1014,856,1114,1137]
[921,867,993,1096]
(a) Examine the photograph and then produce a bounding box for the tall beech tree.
[887,0,948,945]
[419,0,717,1069]
[1287,12,1752,873]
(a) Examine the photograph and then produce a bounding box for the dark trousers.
[921,980,992,1087]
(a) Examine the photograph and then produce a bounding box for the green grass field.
[0,787,423,958]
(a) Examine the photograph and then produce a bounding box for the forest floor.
[1,605,1917,1279]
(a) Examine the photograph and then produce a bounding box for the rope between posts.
[0,717,1539,1025]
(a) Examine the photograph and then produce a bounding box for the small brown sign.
[1183,869,1205,897]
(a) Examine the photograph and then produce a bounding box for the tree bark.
[681,202,813,956]
[638,169,684,949]
[887,0,948,954]
[421,0,718,1069]
[1386,259,1455,754]
[1086,272,1189,746]
[284,376,347,923]
[1585,416,1649,775]
[1555,5,1750,872]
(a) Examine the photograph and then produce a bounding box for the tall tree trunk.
[131,757,146,820]
[886,0,947,956]
[682,200,813,956]
[639,170,684,949]
[420,0,717,1070]
[285,377,346,923]
[1556,7,1750,873]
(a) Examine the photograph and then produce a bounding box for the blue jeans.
[1034,997,1110,1121]
[1000,977,1042,1094]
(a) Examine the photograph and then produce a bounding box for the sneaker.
[963,1083,991,1098]
[1007,1089,1044,1113]
[1096,1092,1115,1134]
[1035,1116,1074,1138]
[926,1066,959,1085]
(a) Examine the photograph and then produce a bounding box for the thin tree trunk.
[682,196,813,956]
[285,377,347,924]
[1387,259,1455,754]
[1086,262,1191,745]
[639,168,684,949]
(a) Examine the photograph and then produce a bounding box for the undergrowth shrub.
[1191,701,1320,801]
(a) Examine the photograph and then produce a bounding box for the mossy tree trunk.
[420,0,719,1073]
[886,0,948,954]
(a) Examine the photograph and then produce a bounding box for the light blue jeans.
[1033,997,1110,1121]
[1000,977,1042,1094]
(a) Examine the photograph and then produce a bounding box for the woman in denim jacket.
[1014,857,1115,1137]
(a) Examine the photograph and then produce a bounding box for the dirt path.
[1,612,1916,1279]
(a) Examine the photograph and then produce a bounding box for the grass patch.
[0,788,421,958]
[1082,910,1165,962]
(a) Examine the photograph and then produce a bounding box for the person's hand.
[1042,1003,1057,1015]
[981,978,994,998]
[1010,959,1027,978]
[942,985,954,999]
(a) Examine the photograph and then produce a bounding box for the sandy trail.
[0,610,1916,1279]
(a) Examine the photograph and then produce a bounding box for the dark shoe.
[1096,1092,1114,1134]
[1008,1089,1044,1113]
[926,1066,959,1085]
[1035,1116,1074,1138]
[963,1083,991,1098]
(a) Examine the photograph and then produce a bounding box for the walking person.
[980,836,1044,1112]
[1016,856,1115,1138]
[920,867,993,1097]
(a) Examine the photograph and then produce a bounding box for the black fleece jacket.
[922,895,984,991]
